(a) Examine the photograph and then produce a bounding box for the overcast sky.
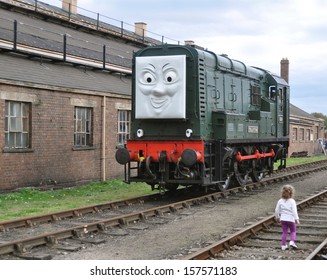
[42,0,327,115]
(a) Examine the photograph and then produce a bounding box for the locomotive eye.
[143,72,155,84]
[164,71,177,83]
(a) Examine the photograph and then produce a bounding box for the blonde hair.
[281,184,295,199]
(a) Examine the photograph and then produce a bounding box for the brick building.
[289,104,325,157]
[279,59,325,157]
[0,0,161,191]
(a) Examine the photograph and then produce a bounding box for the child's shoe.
[281,245,288,251]
[289,241,298,249]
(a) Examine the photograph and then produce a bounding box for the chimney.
[63,0,77,14]
[135,22,147,37]
[280,58,289,83]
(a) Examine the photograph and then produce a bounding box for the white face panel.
[135,55,186,119]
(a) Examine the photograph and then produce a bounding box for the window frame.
[250,84,261,106]
[292,127,298,142]
[305,129,311,142]
[299,128,304,142]
[73,106,93,148]
[117,110,131,146]
[4,100,31,149]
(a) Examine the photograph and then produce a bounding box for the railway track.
[1,159,326,233]
[0,160,327,259]
[183,188,327,260]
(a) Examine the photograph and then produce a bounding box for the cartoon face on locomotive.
[116,44,290,192]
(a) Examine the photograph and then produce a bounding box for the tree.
[311,112,327,137]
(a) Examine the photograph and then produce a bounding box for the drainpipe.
[101,95,106,181]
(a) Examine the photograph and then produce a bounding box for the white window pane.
[22,133,28,147]
[5,117,8,132]
[11,102,20,117]
[22,103,27,117]
[81,134,85,146]
[10,117,17,130]
[23,118,28,132]
[76,134,81,145]
[5,102,9,116]
[5,133,9,146]
[16,133,22,147]
[82,119,85,132]
[9,133,15,147]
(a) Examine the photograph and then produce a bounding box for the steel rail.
[0,161,327,257]
[306,237,327,260]
[183,189,327,260]
[1,160,327,233]
[0,193,225,255]
[0,193,158,232]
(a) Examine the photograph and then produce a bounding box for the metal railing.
[0,16,133,73]
[1,0,181,45]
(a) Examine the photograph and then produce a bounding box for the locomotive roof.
[196,47,281,82]
[180,46,286,85]
[212,53,264,78]
[136,44,275,82]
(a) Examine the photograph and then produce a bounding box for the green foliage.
[311,112,327,135]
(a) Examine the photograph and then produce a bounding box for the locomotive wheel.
[233,161,249,186]
[217,173,232,192]
[145,156,156,179]
[250,159,264,182]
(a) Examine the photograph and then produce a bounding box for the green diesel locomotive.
[116,44,289,192]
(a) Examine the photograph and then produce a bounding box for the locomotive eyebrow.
[147,63,155,70]
[162,63,170,70]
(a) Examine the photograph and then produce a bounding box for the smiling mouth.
[150,97,169,109]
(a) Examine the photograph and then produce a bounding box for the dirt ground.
[54,170,327,260]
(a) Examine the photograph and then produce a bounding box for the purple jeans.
[281,221,296,246]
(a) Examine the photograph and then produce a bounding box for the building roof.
[0,51,131,95]
[0,0,161,46]
[290,103,320,121]
[0,7,138,71]
[0,0,149,94]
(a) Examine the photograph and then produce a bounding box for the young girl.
[275,184,300,250]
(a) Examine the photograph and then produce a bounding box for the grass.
[273,155,326,169]
[0,180,152,221]
[284,155,326,166]
[0,155,326,222]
